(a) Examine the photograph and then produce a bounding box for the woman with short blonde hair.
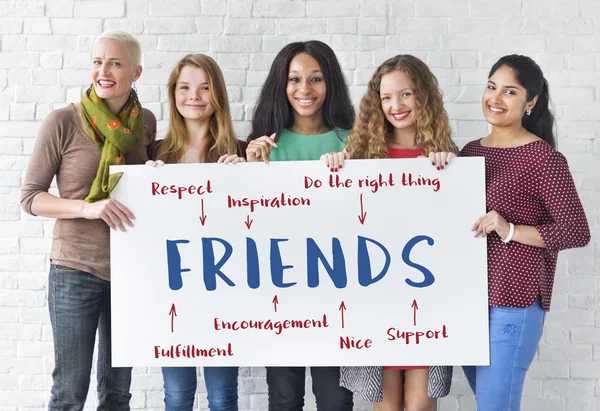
[21,30,156,409]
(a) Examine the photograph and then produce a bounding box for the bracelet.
[502,222,515,243]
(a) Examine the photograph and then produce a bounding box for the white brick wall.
[0,1,598,410]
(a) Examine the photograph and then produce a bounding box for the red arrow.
[358,194,367,225]
[412,299,419,326]
[272,295,279,312]
[169,303,177,333]
[339,301,347,329]
[245,215,253,229]
[199,199,207,226]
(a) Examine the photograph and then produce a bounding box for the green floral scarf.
[81,85,144,202]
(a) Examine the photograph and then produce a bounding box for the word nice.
[165,235,436,291]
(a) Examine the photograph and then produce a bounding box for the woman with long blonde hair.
[323,55,455,410]
[148,53,245,411]
[151,53,244,164]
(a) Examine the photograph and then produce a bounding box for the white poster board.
[110,158,489,367]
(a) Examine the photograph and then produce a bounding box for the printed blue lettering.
[357,236,391,286]
[403,235,435,288]
[246,237,260,289]
[202,238,235,291]
[270,239,295,288]
[306,238,347,288]
[166,239,191,291]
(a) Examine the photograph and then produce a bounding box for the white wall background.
[0,0,598,410]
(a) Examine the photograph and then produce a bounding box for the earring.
[86,83,93,97]
[526,108,532,116]
[130,82,138,102]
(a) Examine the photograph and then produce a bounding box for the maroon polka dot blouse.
[461,139,591,311]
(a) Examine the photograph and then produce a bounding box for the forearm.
[30,192,88,220]
[511,225,546,248]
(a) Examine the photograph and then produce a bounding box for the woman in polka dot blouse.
[454,55,591,411]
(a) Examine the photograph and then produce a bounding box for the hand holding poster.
[110,158,488,367]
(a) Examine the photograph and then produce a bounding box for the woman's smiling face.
[174,65,215,123]
[286,53,327,122]
[380,70,417,133]
[91,38,140,104]
[482,65,536,128]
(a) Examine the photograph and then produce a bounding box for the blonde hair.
[95,30,141,68]
[346,55,457,159]
[156,54,239,164]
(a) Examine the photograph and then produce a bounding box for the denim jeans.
[161,366,239,411]
[266,367,354,411]
[48,264,132,411]
[462,299,546,411]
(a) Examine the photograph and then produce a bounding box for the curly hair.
[346,55,457,159]
[156,54,238,164]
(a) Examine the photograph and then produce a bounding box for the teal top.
[268,128,350,162]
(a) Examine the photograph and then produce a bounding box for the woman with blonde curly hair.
[323,54,456,410]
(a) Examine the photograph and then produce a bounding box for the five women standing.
[21,29,590,411]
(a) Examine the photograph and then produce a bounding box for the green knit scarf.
[81,85,144,202]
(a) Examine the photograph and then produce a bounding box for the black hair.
[489,54,555,148]
[247,40,355,142]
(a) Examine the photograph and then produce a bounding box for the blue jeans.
[266,367,354,411]
[463,299,546,411]
[48,264,132,411]
[162,366,239,411]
